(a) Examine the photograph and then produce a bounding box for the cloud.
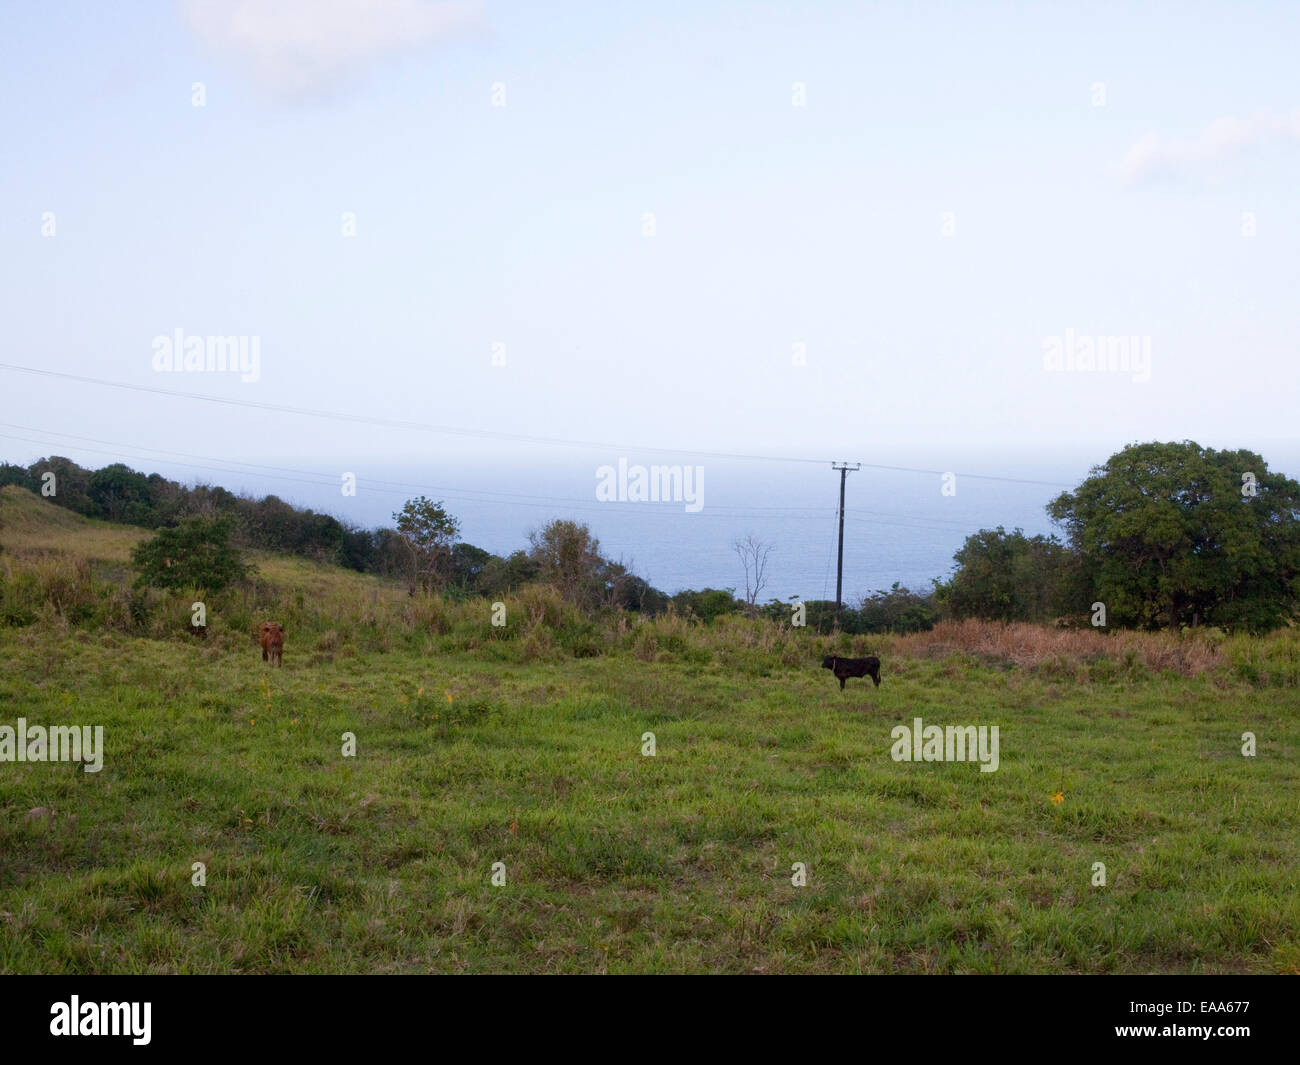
[183,0,481,99]
[1115,109,1300,184]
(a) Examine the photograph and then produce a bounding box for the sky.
[1,0,1298,556]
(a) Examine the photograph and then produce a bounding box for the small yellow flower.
[1051,790,1065,805]
[445,691,453,703]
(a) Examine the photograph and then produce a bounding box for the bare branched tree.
[733,534,774,616]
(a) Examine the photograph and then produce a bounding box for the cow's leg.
[262,647,268,662]
[839,676,846,690]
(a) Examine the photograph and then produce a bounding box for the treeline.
[0,456,402,570]
[2,456,942,632]
[0,458,551,594]
[0,457,702,607]
[8,439,1298,634]
[934,442,1300,633]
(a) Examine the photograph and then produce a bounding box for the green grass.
[1,628,1296,973]
[1,485,1298,973]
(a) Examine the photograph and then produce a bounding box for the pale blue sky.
[2,0,1298,491]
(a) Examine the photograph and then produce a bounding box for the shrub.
[132,516,251,592]
[672,588,740,623]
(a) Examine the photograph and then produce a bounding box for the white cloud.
[183,0,481,99]
[1115,109,1300,184]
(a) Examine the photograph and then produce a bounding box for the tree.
[88,463,153,524]
[527,519,606,606]
[937,527,1076,622]
[609,574,669,614]
[179,482,238,519]
[339,523,377,572]
[477,550,541,598]
[1048,441,1300,632]
[0,463,37,492]
[26,456,93,514]
[597,556,648,610]
[448,542,493,593]
[145,472,185,528]
[733,534,774,616]
[367,527,417,580]
[393,497,461,593]
[131,515,250,592]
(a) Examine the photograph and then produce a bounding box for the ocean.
[207,448,1103,601]
[16,437,1300,601]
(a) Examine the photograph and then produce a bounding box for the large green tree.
[1048,441,1300,632]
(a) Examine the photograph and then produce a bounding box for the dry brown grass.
[0,484,145,564]
[888,617,1224,676]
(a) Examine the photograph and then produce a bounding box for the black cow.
[822,654,881,690]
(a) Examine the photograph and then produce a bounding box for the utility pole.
[831,462,860,630]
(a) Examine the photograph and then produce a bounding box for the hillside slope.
[0,484,408,613]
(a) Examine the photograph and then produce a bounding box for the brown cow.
[259,622,285,666]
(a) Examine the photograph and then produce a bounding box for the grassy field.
[1,486,1298,973]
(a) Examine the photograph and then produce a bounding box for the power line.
[821,501,838,602]
[0,421,840,514]
[844,511,999,531]
[0,424,1029,596]
[0,364,827,466]
[0,424,1057,540]
[1,422,1060,529]
[0,363,1075,487]
[0,428,850,525]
